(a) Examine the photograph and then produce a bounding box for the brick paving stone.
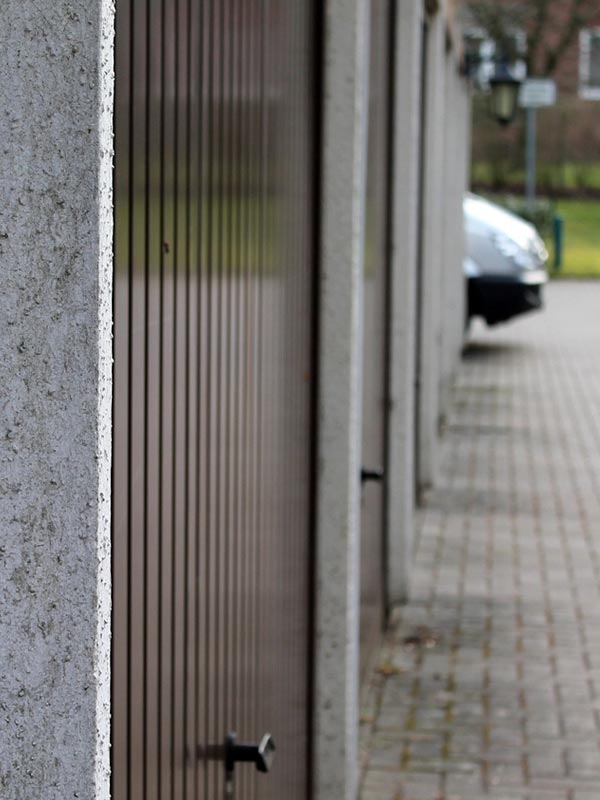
[361,769,404,800]
[360,284,600,798]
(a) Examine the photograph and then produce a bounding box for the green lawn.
[545,200,600,277]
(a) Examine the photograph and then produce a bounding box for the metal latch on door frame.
[200,731,276,778]
[360,467,384,483]
[224,732,275,775]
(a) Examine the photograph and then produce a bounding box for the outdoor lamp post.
[463,38,523,126]
[489,66,521,126]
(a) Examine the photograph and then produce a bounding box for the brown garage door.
[112,2,317,798]
[360,0,392,682]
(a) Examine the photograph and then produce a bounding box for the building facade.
[0,1,469,798]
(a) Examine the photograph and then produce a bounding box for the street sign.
[518,78,557,108]
[519,78,557,206]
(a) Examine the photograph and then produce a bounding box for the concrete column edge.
[313,0,370,798]
[385,0,425,606]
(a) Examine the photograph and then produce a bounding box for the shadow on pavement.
[462,339,525,362]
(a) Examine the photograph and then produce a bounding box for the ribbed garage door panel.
[113,2,317,797]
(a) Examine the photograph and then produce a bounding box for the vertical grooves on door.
[182,0,194,795]
[142,0,152,794]
[130,0,149,796]
[291,7,301,789]
[222,0,232,759]
[203,0,212,791]
[229,3,240,780]
[156,0,166,792]
[186,2,200,798]
[162,1,176,795]
[240,4,251,793]
[112,0,131,794]
[248,3,258,795]
[114,3,317,798]
[216,0,225,793]
[193,2,206,794]
[169,1,177,794]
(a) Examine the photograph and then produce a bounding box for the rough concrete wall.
[313,0,370,797]
[0,3,114,798]
[386,0,424,604]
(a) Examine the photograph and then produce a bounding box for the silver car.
[464,193,548,326]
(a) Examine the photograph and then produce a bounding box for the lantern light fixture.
[489,63,522,126]
[463,37,524,127]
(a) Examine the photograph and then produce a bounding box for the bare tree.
[465,0,600,76]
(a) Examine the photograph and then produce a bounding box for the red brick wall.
[528,1,600,95]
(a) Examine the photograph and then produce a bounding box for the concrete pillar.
[440,58,469,416]
[0,3,114,798]
[313,0,370,797]
[385,0,425,604]
[455,69,471,344]
[439,55,469,419]
[417,3,446,489]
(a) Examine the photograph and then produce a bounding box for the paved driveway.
[360,282,600,800]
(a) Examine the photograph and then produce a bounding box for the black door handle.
[225,732,275,775]
[361,467,384,483]
[199,732,275,799]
